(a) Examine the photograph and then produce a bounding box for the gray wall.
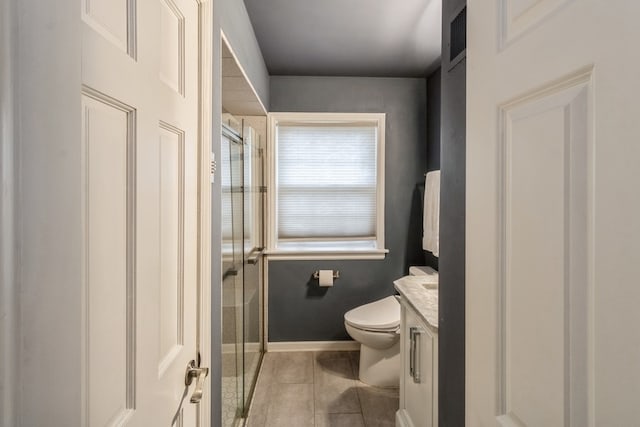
[220,0,270,108]
[424,67,442,271]
[427,68,441,173]
[439,0,466,425]
[268,76,427,342]
[1,0,17,424]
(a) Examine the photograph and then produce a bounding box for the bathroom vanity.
[394,276,439,427]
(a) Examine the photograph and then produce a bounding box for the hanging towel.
[422,171,440,257]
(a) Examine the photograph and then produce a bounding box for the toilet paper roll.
[318,270,334,287]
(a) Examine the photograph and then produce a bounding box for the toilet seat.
[344,295,400,332]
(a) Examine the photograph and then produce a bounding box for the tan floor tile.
[264,383,314,426]
[315,351,355,360]
[272,351,314,384]
[315,413,365,427]
[314,383,361,415]
[348,350,361,380]
[357,385,399,427]
[245,379,271,427]
[315,351,357,381]
[246,353,279,427]
[256,352,278,385]
[314,352,360,414]
[246,351,399,427]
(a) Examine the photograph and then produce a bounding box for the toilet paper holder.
[313,270,340,279]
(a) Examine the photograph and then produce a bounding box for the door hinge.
[259,186,267,193]
[258,148,264,157]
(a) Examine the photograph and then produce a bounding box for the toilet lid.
[344,296,400,331]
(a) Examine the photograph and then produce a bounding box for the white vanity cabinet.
[396,298,438,427]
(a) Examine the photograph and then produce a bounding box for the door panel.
[499,73,591,427]
[157,122,186,377]
[81,91,136,426]
[159,0,185,95]
[467,1,640,425]
[81,0,200,424]
[498,0,572,48]
[82,0,135,57]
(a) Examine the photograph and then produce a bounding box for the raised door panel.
[499,0,573,48]
[159,0,185,95]
[497,71,592,427]
[468,1,640,426]
[81,91,136,426]
[82,0,136,57]
[157,122,186,377]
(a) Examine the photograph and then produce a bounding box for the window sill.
[265,248,389,261]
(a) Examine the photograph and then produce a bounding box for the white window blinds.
[276,123,378,243]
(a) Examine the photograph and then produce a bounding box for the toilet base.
[358,340,400,387]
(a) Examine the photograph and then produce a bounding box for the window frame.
[266,112,388,260]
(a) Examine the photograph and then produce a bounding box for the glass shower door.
[220,120,265,426]
[242,125,264,408]
[221,124,244,427]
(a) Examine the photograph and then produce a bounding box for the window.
[267,113,387,259]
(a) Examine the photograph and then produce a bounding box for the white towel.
[422,171,440,257]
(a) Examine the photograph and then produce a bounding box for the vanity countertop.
[394,276,439,330]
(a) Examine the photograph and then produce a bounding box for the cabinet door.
[399,304,435,427]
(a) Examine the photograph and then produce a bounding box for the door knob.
[185,359,209,404]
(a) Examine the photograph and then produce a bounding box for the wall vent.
[449,5,467,70]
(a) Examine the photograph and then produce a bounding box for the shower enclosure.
[221,121,265,426]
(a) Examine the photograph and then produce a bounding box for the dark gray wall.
[424,67,442,271]
[427,68,441,173]
[268,76,427,341]
[439,0,466,425]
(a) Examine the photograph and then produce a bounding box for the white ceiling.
[243,0,442,77]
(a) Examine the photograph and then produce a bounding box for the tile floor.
[245,351,399,427]
[222,351,262,426]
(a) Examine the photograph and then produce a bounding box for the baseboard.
[266,340,360,352]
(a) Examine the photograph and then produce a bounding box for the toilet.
[344,266,438,387]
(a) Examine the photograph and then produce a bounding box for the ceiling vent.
[449,5,467,70]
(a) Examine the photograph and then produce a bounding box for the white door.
[81,0,203,425]
[467,1,640,426]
